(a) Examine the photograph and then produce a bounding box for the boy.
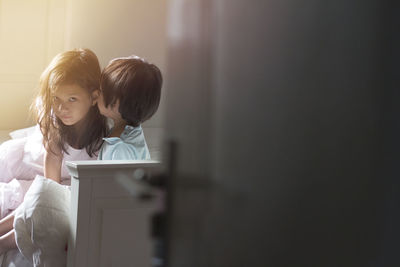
[97,55,162,160]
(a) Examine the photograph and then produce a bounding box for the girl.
[37,48,107,182]
[0,48,107,254]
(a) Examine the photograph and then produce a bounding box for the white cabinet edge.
[66,160,161,179]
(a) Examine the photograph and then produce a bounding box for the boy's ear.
[91,90,100,105]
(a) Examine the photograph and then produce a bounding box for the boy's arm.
[44,142,62,183]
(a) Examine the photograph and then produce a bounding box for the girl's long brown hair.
[34,48,107,156]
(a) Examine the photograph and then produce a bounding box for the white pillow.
[9,126,37,140]
[14,175,70,267]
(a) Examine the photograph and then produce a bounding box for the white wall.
[0,0,167,130]
[0,0,67,129]
[65,0,168,128]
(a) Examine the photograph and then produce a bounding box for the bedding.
[0,129,33,267]
[0,126,163,266]
[0,249,31,267]
[14,175,70,267]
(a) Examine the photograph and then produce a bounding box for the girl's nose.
[58,102,68,111]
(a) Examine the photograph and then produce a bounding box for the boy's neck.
[110,119,127,137]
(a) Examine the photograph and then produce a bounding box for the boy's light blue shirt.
[98,125,151,160]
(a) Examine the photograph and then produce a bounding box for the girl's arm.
[44,141,63,183]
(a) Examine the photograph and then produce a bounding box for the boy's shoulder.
[99,140,136,160]
[109,142,137,160]
[99,126,150,160]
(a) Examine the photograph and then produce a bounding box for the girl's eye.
[69,97,77,102]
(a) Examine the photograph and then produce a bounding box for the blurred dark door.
[164,1,399,266]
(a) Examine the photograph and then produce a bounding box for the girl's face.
[52,84,97,126]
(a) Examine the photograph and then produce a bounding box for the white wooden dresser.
[66,160,161,267]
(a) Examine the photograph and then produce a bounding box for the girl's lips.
[60,115,72,120]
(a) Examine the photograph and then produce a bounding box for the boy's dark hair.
[100,56,162,127]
